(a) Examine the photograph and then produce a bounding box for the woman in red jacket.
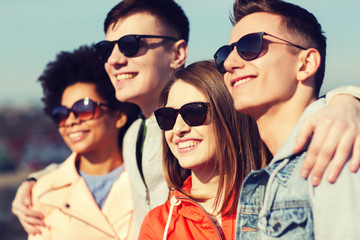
[139,60,270,239]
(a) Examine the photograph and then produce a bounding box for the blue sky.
[0,0,359,107]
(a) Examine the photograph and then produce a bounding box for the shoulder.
[32,154,76,198]
[139,201,170,239]
[124,118,143,138]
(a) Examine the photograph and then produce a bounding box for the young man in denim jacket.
[215,0,360,239]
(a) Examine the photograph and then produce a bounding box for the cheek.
[223,73,231,88]
[164,131,173,147]
[58,128,66,139]
[104,62,110,73]
[105,63,113,79]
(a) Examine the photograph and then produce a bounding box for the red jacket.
[139,176,236,239]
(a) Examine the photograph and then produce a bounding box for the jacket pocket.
[258,205,313,239]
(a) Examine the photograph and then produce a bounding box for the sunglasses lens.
[118,35,139,57]
[52,106,69,126]
[214,46,232,74]
[155,108,177,131]
[181,103,208,127]
[95,41,114,62]
[237,33,262,60]
[73,99,96,121]
[155,102,208,131]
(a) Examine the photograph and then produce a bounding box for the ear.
[170,39,188,69]
[297,48,321,82]
[115,112,128,129]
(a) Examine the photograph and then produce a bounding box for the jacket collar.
[172,176,236,222]
[36,153,131,237]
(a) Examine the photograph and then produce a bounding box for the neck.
[255,94,317,156]
[138,100,157,119]
[78,144,123,175]
[134,74,172,118]
[191,171,222,215]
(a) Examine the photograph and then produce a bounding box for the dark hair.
[104,0,189,44]
[38,45,140,149]
[231,0,326,96]
[159,60,270,216]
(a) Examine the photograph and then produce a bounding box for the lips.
[178,140,200,149]
[67,130,89,143]
[115,73,137,81]
[175,140,202,154]
[231,75,255,88]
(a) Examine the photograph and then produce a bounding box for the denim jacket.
[235,100,325,240]
[235,98,360,240]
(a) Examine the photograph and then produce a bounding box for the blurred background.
[0,0,359,239]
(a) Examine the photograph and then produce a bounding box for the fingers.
[12,200,44,221]
[299,117,332,182]
[325,127,355,183]
[20,219,42,235]
[300,115,360,186]
[294,117,315,155]
[349,135,360,172]
[11,180,44,235]
[12,204,44,235]
[305,118,355,186]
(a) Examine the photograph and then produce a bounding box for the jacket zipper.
[177,196,224,239]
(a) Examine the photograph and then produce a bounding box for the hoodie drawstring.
[259,158,289,228]
[163,196,181,240]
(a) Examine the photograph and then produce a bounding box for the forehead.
[166,80,207,108]
[61,83,101,106]
[106,12,167,41]
[229,12,283,44]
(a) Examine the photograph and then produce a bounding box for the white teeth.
[234,78,251,87]
[178,141,199,149]
[116,74,134,81]
[69,132,83,138]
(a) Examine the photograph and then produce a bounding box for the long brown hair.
[159,60,270,216]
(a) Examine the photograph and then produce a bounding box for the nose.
[223,47,246,73]
[63,111,80,127]
[172,114,191,136]
[107,43,127,66]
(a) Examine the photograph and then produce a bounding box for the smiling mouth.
[178,141,200,150]
[68,132,84,139]
[233,77,252,87]
[116,73,136,81]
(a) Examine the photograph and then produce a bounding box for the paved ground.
[0,170,30,240]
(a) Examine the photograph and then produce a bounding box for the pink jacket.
[29,153,134,240]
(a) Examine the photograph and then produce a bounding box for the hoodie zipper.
[135,116,150,208]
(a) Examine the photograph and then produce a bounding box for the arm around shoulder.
[325,85,360,104]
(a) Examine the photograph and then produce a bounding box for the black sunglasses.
[154,102,210,131]
[213,32,307,73]
[52,97,114,127]
[95,34,178,61]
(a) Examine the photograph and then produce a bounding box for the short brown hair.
[231,0,326,96]
[104,0,189,44]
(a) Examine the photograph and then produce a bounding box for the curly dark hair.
[38,44,141,149]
